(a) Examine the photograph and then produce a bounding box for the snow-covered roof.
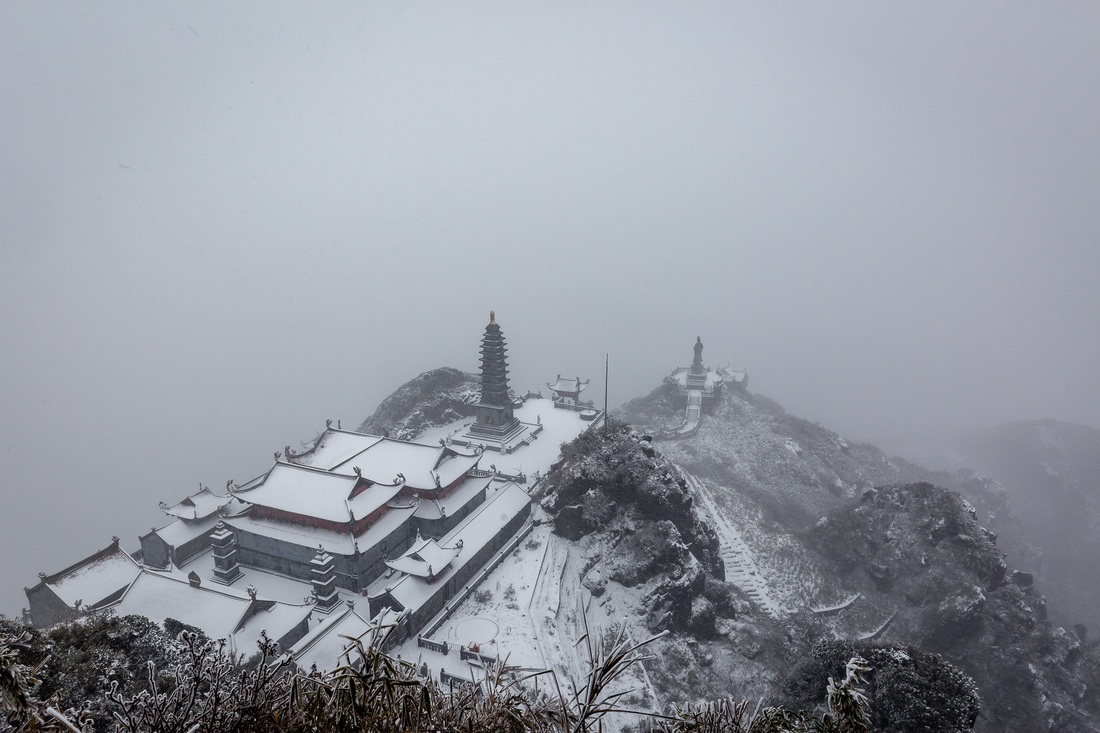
[412,475,492,520]
[231,461,404,524]
[331,439,481,491]
[154,514,221,548]
[385,536,460,578]
[221,497,250,517]
[547,375,589,393]
[48,545,140,608]
[160,486,232,520]
[113,569,312,657]
[232,599,314,656]
[115,570,250,638]
[290,605,398,673]
[378,483,531,612]
[295,429,384,470]
[723,367,748,384]
[226,502,418,556]
[163,546,328,606]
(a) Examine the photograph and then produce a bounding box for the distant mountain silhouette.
[955,419,1100,632]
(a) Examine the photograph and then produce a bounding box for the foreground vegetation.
[1,613,887,733]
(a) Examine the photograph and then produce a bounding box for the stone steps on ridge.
[682,469,783,620]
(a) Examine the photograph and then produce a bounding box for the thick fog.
[2,4,1098,615]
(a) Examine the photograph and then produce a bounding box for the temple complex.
[23,313,601,669]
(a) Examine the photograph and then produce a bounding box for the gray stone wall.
[24,583,75,628]
[172,527,218,567]
[139,532,171,569]
[275,614,312,652]
[235,530,319,583]
[232,518,416,593]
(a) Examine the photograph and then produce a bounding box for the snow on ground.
[655,391,871,520]
[681,470,784,618]
[385,402,600,684]
[407,524,553,672]
[418,397,594,480]
[392,519,659,724]
[679,467,852,615]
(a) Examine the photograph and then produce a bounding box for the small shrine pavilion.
[547,375,590,407]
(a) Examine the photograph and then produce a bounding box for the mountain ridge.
[356,367,1100,731]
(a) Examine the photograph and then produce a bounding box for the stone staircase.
[682,470,783,619]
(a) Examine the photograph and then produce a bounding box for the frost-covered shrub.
[3,613,940,733]
[0,612,193,731]
[781,640,980,733]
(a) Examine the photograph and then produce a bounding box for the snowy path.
[528,534,581,682]
[526,534,661,714]
[681,470,785,619]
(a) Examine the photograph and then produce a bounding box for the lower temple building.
[23,314,600,666]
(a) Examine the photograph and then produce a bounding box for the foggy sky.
[2,3,1098,615]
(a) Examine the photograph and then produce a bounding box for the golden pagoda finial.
[489,309,495,324]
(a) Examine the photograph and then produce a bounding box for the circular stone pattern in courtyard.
[454,617,499,645]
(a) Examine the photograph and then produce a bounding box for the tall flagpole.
[604,353,609,435]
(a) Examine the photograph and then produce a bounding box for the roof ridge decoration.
[160,483,233,520]
[257,460,369,481]
[34,537,129,587]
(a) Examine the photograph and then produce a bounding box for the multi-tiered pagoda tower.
[469,311,522,441]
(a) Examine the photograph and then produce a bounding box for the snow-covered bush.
[781,640,979,733]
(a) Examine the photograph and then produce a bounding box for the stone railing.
[417,635,449,655]
[439,668,481,691]
[551,397,597,412]
[459,648,497,666]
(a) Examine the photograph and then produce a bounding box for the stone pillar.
[210,522,243,585]
[311,546,340,612]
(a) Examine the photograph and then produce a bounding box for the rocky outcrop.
[545,422,723,582]
[812,483,1100,732]
[357,367,479,440]
[542,422,724,636]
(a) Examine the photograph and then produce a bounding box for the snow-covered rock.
[358,367,480,440]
